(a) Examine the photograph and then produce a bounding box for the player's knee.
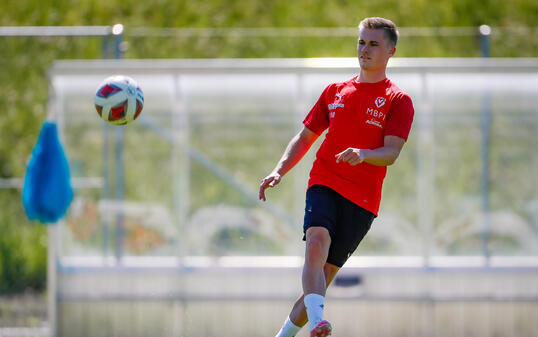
[305,232,330,261]
[306,226,330,241]
[306,236,322,253]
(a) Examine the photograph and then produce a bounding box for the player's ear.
[388,45,396,57]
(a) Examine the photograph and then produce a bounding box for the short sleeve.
[302,85,331,135]
[385,92,414,141]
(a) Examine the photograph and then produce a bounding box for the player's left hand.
[335,148,367,166]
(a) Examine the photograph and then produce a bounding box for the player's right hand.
[259,173,281,201]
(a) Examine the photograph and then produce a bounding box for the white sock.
[275,316,302,337]
[304,293,325,331]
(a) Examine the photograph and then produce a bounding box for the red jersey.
[303,76,414,215]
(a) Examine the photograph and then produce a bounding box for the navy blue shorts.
[303,184,375,267]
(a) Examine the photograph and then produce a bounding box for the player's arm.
[259,126,319,201]
[335,135,405,167]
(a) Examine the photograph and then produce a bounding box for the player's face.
[357,28,395,71]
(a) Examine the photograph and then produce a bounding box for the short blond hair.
[359,17,399,47]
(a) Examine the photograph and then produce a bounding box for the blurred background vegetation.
[0,0,537,295]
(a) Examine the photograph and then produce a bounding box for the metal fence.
[2,25,538,59]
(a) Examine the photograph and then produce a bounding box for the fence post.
[111,24,126,264]
[479,25,492,264]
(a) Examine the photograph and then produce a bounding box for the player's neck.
[357,69,387,84]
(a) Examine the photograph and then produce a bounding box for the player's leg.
[274,263,339,337]
[290,262,340,326]
[300,185,339,335]
[275,185,337,337]
[302,228,335,336]
[303,226,331,295]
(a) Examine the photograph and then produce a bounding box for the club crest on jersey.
[375,97,386,108]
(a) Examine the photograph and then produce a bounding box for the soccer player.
[259,17,414,337]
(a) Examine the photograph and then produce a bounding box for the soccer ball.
[94,75,144,125]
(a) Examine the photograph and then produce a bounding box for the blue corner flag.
[22,122,73,224]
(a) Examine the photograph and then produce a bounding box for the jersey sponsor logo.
[366,118,383,128]
[375,97,386,108]
[366,107,387,120]
[335,93,344,100]
[328,103,344,110]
